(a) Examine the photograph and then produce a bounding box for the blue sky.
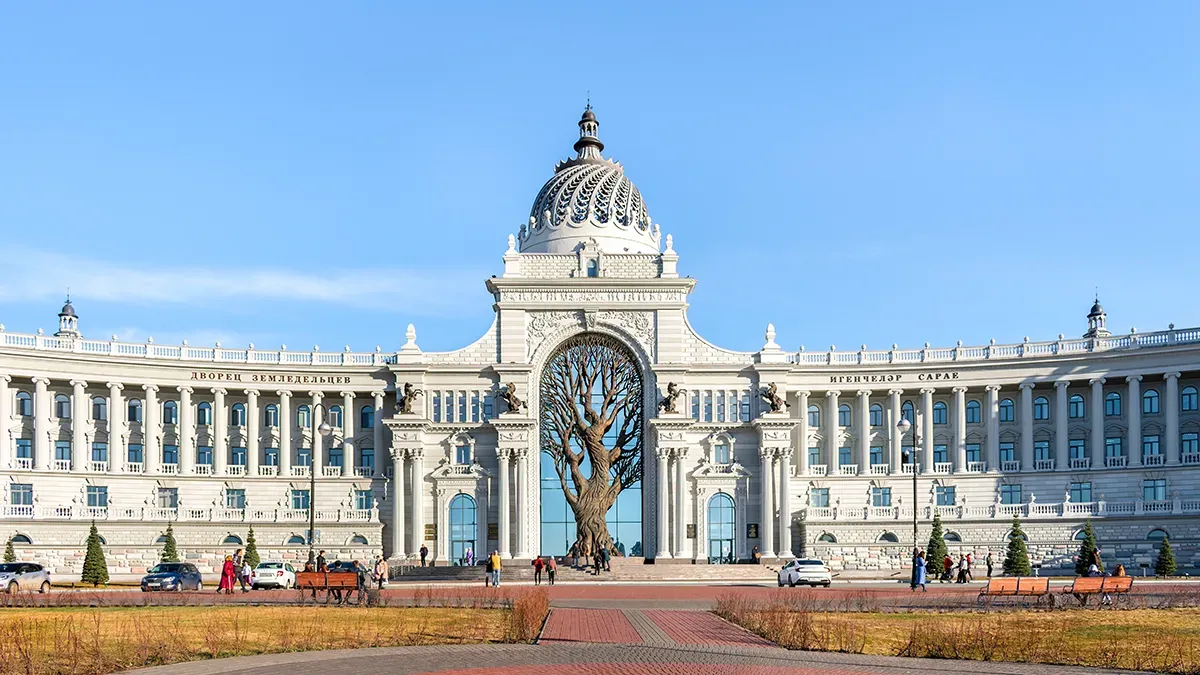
[2,3,1197,354]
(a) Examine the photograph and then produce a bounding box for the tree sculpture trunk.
[540,333,644,556]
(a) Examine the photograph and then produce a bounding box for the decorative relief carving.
[760,429,791,442]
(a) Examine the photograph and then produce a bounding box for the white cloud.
[0,248,485,317]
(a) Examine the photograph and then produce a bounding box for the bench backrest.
[1069,577,1106,593]
[1102,576,1134,593]
[1017,577,1049,595]
[296,571,359,589]
[984,578,1019,595]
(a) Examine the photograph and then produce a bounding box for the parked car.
[777,558,832,587]
[140,562,203,592]
[0,563,50,593]
[251,561,297,589]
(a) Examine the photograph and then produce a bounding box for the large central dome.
[519,108,660,255]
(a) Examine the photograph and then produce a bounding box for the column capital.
[1019,382,1036,391]
[758,447,774,459]
[920,388,936,395]
[370,390,385,399]
[777,447,794,459]
[211,387,227,396]
[1126,375,1143,384]
[308,390,323,398]
[794,389,811,397]
[656,447,671,459]
[276,390,292,398]
[825,390,840,399]
[70,379,88,389]
[671,447,688,459]
[985,384,1003,392]
[497,447,513,460]
[951,386,968,394]
[856,389,872,398]
[31,376,50,386]
[339,391,356,399]
[1164,372,1182,380]
[0,375,10,384]
[177,385,194,395]
[888,388,904,396]
[142,384,159,393]
[389,447,407,462]
[1088,378,1106,386]
[1054,380,1070,389]
[106,382,124,391]
[243,389,259,398]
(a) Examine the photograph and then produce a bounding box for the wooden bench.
[978,576,1051,606]
[296,571,363,604]
[1061,575,1134,606]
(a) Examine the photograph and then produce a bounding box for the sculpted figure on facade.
[396,383,422,415]
[658,382,687,414]
[760,382,786,413]
[501,382,526,413]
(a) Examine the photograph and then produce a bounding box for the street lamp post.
[896,416,920,564]
[308,405,334,564]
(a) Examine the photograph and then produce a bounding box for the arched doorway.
[707,492,736,564]
[448,494,477,565]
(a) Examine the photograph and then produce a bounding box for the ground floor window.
[1000,484,1021,504]
[1070,481,1092,503]
[870,487,891,507]
[707,492,735,564]
[449,493,477,565]
[87,486,108,508]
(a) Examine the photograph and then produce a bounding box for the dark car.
[140,562,203,592]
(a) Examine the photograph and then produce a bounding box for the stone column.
[410,449,425,558]
[372,391,385,473]
[1089,378,1105,469]
[309,391,324,474]
[655,448,672,559]
[277,391,292,476]
[476,483,489,563]
[213,388,227,476]
[758,448,774,558]
[888,389,903,473]
[857,390,871,471]
[1019,383,1034,471]
[1054,380,1069,469]
[824,391,840,473]
[32,377,50,470]
[178,387,194,474]
[497,448,511,558]
[920,388,935,472]
[778,448,792,557]
[341,391,354,477]
[1127,376,1142,466]
[1165,372,1181,465]
[674,448,687,558]
[985,385,1001,472]
[107,383,125,473]
[389,449,407,557]
[514,450,529,559]
[796,391,811,475]
[71,380,88,472]
[0,375,10,469]
[952,387,967,472]
[246,390,260,477]
[143,385,161,474]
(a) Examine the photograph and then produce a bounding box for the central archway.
[538,332,644,557]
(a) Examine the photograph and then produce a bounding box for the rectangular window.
[457,393,466,422]
[932,405,947,425]
[808,446,820,467]
[16,439,32,459]
[935,486,956,506]
[713,443,731,464]
[265,447,279,466]
[870,407,884,427]
[838,446,852,466]
[1105,437,1123,457]
[55,441,71,462]
[703,392,712,422]
[1034,440,1051,461]
[1183,433,1199,456]
[1069,397,1085,418]
[870,487,892,507]
[1105,395,1121,416]
[231,446,247,466]
[197,445,213,465]
[809,407,821,428]
[162,444,178,464]
[1069,439,1087,460]
[692,394,700,420]
[225,489,246,509]
[328,445,343,468]
[93,399,107,421]
[839,407,852,427]
[933,444,948,463]
[265,406,279,427]
[999,401,1014,422]
[741,393,751,422]
[965,403,981,424]
[1142,478,1167,502]
[1070,481,1092,503]
[298,447,311,466]
[361,447,374,471]
[127,443,144,464]
[1143,435,1161,457]
[291,489,310,510]
[870,446,884,465]
[354,489,373,511]
[965,443,981,463]
[91,442,108,462]
[455,444,471,465]
[1000,484,1022,505]
[10,484,33,506]
[1143,393,1160,414]
[716,391,725,423]
[157,487,178,509]
[471,393,480,423]
[432,394,442,423]
[483,396,494,420]
[902,445,914,464]
[810,488,830,508]
[999,442,1015,463]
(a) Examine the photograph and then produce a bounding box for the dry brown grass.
[716,592,1200,674]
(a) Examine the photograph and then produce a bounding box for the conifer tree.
[3,537,15,563]
[926,513,949,579]
[1002,516,1031,576]
[1154,537,1176,577]
[244,526,260,569]
[161,523,180,563]
[81,521,109,587]
[1074,520,1101,576]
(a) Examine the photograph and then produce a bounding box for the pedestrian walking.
[911,550,928,592]
[965,552,974,582]
[489,550,502,587]
[986,552,994,578]
[465,546,474,567]
[532,556,544,585]
[752,545,761,564]
[316,550,328,572]
[942,554,954,583]
[351,560,369,605]
[484,553,494,587]
[569,543,579,568]
[956,555,968,584]
[218,555,236,594]
[420,544,429,567]
[232,548,248,592]
[240,560,252,593]
[601,546,611,572]
[547,555,557,585]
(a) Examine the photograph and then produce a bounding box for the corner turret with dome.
[519,106,661,255]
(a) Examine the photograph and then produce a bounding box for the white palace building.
[1,108,1198,577]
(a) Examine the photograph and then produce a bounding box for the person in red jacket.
[942,555,954,583]
[532,556,545,585]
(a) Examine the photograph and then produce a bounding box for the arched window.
[1069,394,1085,419]
[448,494,477,565]
[92,397,107,421]
[163,400,178,425]
[221,534,243,545]
[807,405,820,428]
[349,534,369,545]
[360,405,374,429]
[965,400,981,424]
[1105,392,1122,416]
[817,532,837,543]
[286,535,306,545]
[999,398,1015,422]
[296,405,310,428]
[1183,386,1199,412]
[154,535,168,545]
[198,402,212,426]
[1007,531,1027,542]
[16,391,33,417]
[329,405,343,428]
[127,399,143,423]
[264,404,279,427]
[901,401,915,424]
[231,403,246,426]
[713,441,731,464]
[878,532,899,543]
[944,532,962,542]
[707,493,736,564]
[933,401,947,425]
[1147,528,1169,541]
[1143,389,1160,414]
[1033,396,1050,421]
[10,534,32,545]
[869,403,883,427]
[95,535,107,545]
[54,394,71,419]
[1073,529,1089,541]
[838,404,851,427]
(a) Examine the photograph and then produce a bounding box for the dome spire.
[573,104,604,160]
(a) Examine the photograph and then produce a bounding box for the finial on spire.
[574,103,603,159]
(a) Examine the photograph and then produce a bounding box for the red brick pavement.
[538,608,643,644]
[644,609,776,647]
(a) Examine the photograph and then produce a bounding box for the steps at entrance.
[391,557,782,583]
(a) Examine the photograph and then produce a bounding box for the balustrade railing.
[800,498,1196,522]
[809,465,827,477]
[1105,456,1127,468]
[291,467,310,477]
[322,466,342,477]
[1143,454,1166,466]
[838,464,858,476]
[1069,458,1091,469]
[258,466,278,477]
[0,505,381,523]
[870,464,889,475]
[52,459,71,472]
[227,465,246,476]
[87,461,108,473]
[1000,460,1020,472]
[14,458,32,470]
[195,464,212,476]
[966,461,986,473]
[1035,459,1055,471]
[1184,453,1200,465]
[128,462,146,474]
[933,462,952,474]
[354,466,375,477]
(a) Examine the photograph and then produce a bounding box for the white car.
[0,562,51,593]
[777,558,832,587]
[251,561,296,589]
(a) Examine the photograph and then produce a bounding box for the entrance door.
[448,494,477,565]
[707,492,735,564]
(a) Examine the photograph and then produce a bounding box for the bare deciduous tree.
[540,333,643,554]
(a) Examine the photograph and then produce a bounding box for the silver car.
[0,562,51,593]
[777,558,832,588]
